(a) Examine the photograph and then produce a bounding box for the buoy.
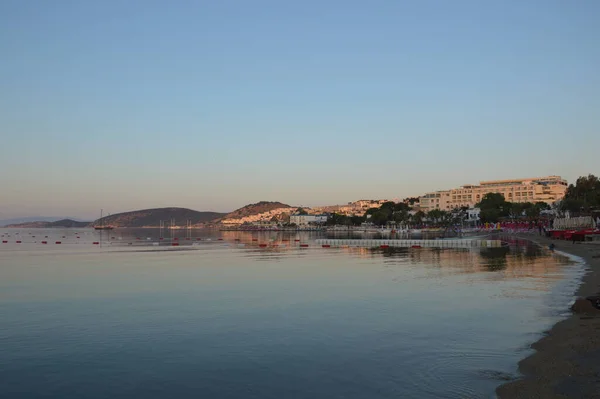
[322,244,331,248]
[92,242,99,245]
[16,241,22,244]
[259,244,267,248]
[300,244,309,248]
[172,243,179,246]
[55,241,62,244]
[2,240,7,243]
[380,245,389,249]
[294,239,300,242]
[41,241,47,244]
[411,245,421,249]
[252,238,258,241]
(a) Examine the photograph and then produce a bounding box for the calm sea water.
[0,228,583,398]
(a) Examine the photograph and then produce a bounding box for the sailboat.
[94,209,114,230]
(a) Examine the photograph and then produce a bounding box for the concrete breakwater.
[315,239,504,248]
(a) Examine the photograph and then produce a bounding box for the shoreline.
[496,234,600,398]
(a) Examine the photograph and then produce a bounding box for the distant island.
[5,219,91,228]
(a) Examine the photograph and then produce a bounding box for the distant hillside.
[0,216,86,227]
[5,219,90,228]
[48,219,91,228]
[92,207,226,228]
[221,201,291,221]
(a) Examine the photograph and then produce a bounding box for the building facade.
[419,176,568,212]
[312,199,390,217]
[289,214,328,226]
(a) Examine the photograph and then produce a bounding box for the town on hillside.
[220,175,600,234]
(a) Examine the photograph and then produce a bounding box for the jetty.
[315,238,504,249]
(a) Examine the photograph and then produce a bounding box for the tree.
[296,208,308,215]
[411,211,425,225]
[509,202,524,219]
[560,174,600,214]
[393,210,409,225]
[427,209,444,225]
[560,198,585,214]
[350,215,365,226]
[379,201,397,211]
[370,210,390,226]
[394,202,411,212]
[525,206,540,219]
[477,193,510,223]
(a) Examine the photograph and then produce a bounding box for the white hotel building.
[419,176,568,212]
[289,214,328,226]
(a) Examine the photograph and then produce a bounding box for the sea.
[0,228,584,399]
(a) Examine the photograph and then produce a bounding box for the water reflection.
[479,247,510,271]
[0,228,581,399]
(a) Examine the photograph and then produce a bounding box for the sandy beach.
[497,234,600,398]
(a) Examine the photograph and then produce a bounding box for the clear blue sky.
[1,0,598,219]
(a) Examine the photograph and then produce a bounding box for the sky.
[1,0,599,219]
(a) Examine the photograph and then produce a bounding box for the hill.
[92,207,226,228]
[0,216,86,227]
[5,219,91,228]
[48,219,91,228]
[220,201,291,222]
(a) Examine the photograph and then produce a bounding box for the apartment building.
[289,214,329,226]
[419,176,568,212]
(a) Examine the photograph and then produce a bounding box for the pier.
[315,239,504,249]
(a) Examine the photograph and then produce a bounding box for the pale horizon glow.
[1,1,599,220]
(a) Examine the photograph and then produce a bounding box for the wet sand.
[497,234,600,398]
